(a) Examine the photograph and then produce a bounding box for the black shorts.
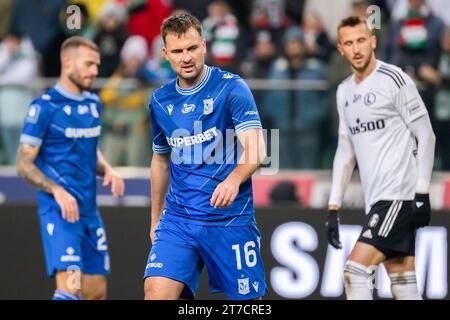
[358,200,416,259]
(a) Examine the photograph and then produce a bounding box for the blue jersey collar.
[175,65,211,95]
[54,82,86,101]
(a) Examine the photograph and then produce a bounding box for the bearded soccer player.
[326,16,435,300]
[17,36,125,300]
[143,13,267,300]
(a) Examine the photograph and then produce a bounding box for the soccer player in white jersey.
[326,16,436,300]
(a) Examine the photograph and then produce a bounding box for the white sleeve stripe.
[20,134,42,146]
[152,143,171,153]
[235,120,262,130]
[235,124,262,135]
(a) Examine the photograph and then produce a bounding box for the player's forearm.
[96,149,113,176]
[16,144,60,194]
[230,129,267,184]
[409,116,436,193]
[150,154,170,223]
[328,135,356,209]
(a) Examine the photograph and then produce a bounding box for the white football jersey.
[337,60,428,213]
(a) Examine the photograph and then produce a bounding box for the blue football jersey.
[150,66,263,226]
[20,83,102,217]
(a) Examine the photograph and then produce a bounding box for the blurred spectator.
[0,32,38,165]
[126,0,173,48]
[382,0,444,124]
[351,0,372,18]
[140,36,175,84]
[71,0,109,23]
[250,0,289,49]
[172,0,210,22]
[203,0,240,72]
[10,0,67,77]
[285,0,306,25]
[382,0,444,77]
[94,1,129,78]
[240,30,277,126]
[302,12,334,63]
[0,0,14,40]
[269,181,301,207]
[303,0,354,43]
[262,27,328,169]
[434,27,450,169]
[240,30,277,79]
[99,35,150,166]
[387,0,450,26]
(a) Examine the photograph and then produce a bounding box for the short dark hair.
[337,16,374,35]
[60,36,99,55]
[161,13,202,44]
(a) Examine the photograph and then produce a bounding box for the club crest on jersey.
[167,104,174,115]
[182,103,196,114]
[203,98,214,115]
[77,104,89,115]
[364,92,376,106]
[90,103,99,118]
[238,277,250,295]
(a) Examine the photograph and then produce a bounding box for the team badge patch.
[238,277,250,295]
[203,98,214,115]
[26,104,41,123]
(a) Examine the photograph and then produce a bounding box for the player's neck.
[177,65,206,89]
[59,76,83,95]
[353,57,377,84]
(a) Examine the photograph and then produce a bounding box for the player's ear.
[337,42,344,56]
[162,46,169,61]
[60,50,72,69]
[371,34,377,50]
[202,37,207,53]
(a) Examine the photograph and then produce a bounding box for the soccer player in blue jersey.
[143,13,268,300]
[16,37,125,300]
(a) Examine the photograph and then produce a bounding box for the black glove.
[411,193,431,228]
[326,210,342,249]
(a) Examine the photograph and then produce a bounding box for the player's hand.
[52,185,80,223]
[210,174,240,209]
[149,219,160,244]
[411,193,431,228]
[150,225,157,245]
[103,167,125,197]
[326,209,342,249]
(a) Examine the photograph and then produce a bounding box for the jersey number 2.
[96,228,107,251]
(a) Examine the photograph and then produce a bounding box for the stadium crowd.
[0,0,449,169]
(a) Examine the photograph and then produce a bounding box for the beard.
[68,72,92,91]
[179,64,203,85]
[351,50,373,73]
